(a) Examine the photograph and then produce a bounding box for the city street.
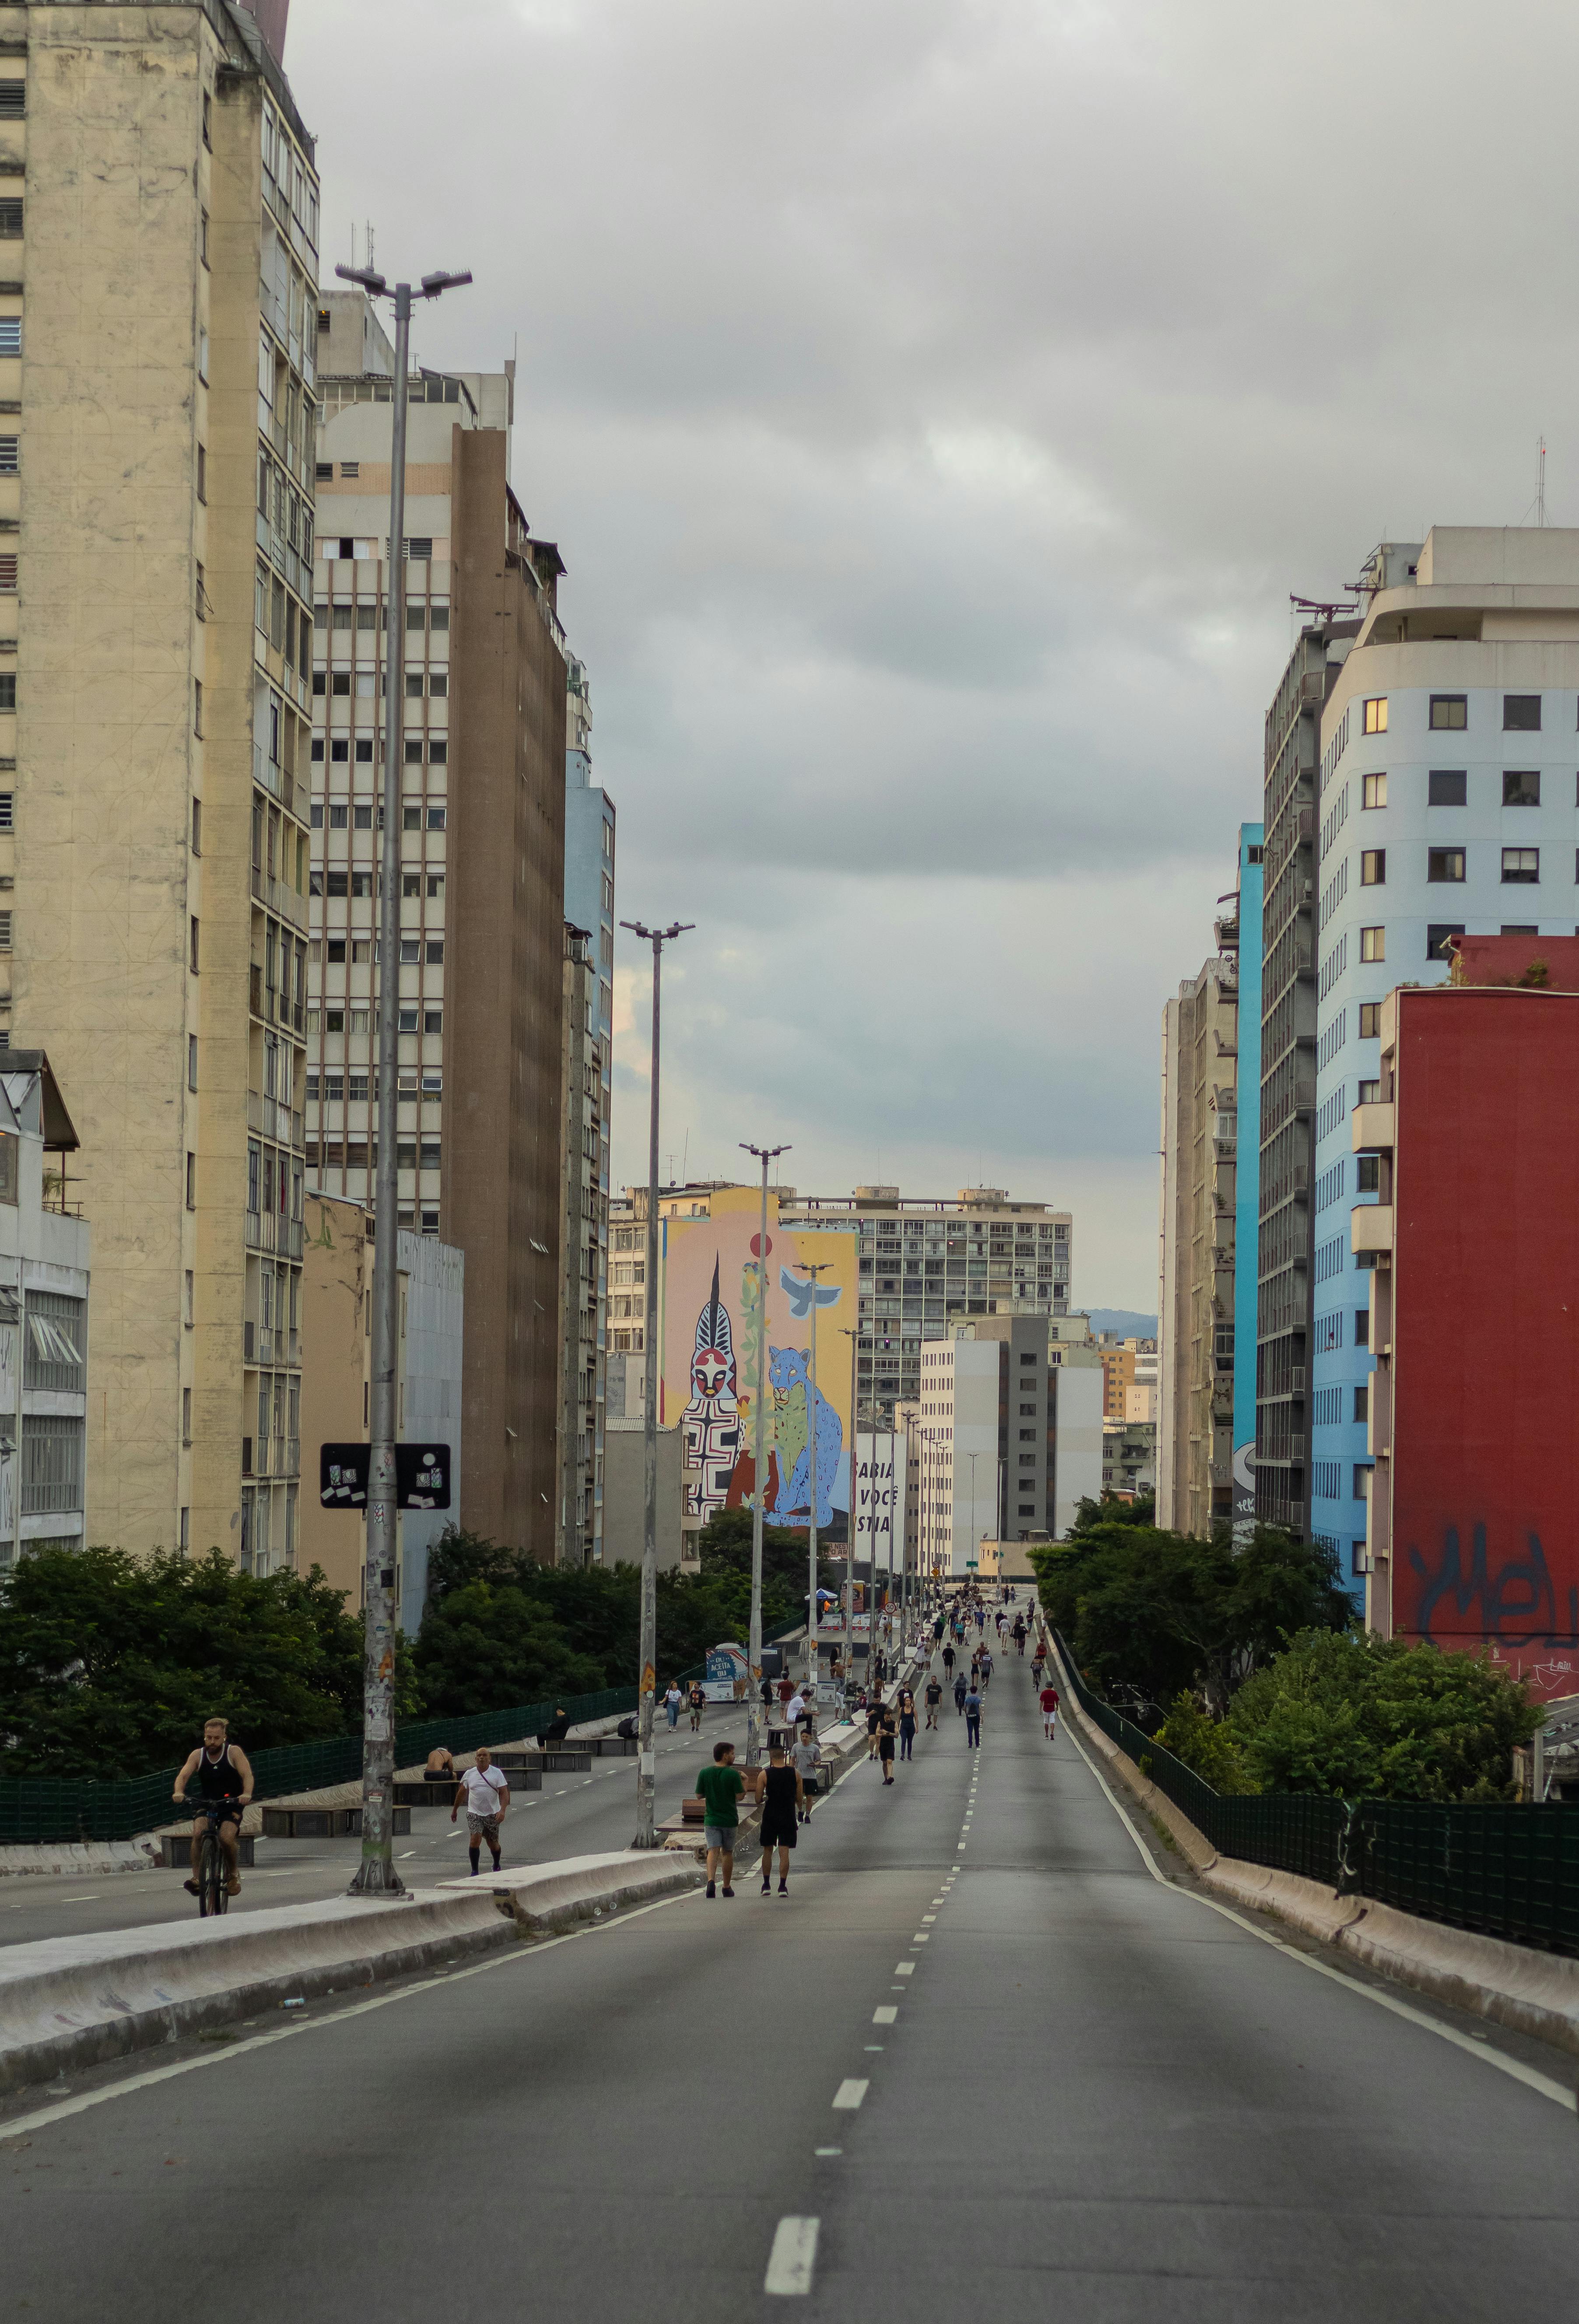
[4,1643,1577,2320]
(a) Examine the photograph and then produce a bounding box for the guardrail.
[1053,1630,1579,1958]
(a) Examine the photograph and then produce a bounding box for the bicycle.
[180,1797,242,1918]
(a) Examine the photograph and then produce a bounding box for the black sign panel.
[319,1443,452,1511]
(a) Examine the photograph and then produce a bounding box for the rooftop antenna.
[1538,436,1547,528]
[365,220,375,273]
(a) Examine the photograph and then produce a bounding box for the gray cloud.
[292,0,1579,1304]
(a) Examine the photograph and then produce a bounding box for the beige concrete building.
[307,297,567,1561]
[12,1,317,1565]
[1158,933,1239,1536]
[557,920,603,1565]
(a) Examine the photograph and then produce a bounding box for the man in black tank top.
[173,1717,255,1898]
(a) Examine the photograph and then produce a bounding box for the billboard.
[853,1432,906,1583]
[1389,987,1579,1702]
[661,1190,858,1536]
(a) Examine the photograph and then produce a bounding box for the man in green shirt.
[696,1739,747,1897]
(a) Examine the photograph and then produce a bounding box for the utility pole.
[621,918,692,1846]
[335,258,471,1898]
[795,1259,835,1696]
[740,1140,789,1771]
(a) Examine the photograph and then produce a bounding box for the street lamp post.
[621,918,693,1847]
[334,260,471,1899]
[740,1140,789,1772]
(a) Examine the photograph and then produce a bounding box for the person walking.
[924,1674,943,1730]
[877,1706,897,1784]
[942,1641,956,1683]
[688,1681,705,1733]
[1013,1617,1026,1657]
[663,1682,683,1731]
[867,1695,885,1761]
[696,1740,746,1898]
[1031,1639,1046,1688]
[964,1683,982,1748]
[758,1743,803,1895]
[1040,1679,1060,1741]
[792,1728,823,1820]
[898,1691,917,1763]
[953,1670,968,1717]
[450,1746,510,1877]
[978,1646,993,1693]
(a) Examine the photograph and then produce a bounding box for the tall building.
[1232,823,1264,1530]
[1157,872,1239,1536]
[1312,527,1579,1597]
[1360,935,1579,1700]
[1256,611,1358,1541]
[308,300,568,1560]
[557,922,602,1564]
[775,1185,1074,1430]
[14,2,318,1564]
[912,1316,1102,1570]
[560,655,612,1562]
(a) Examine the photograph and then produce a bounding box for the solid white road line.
[832,2078,868,2110]
[765,2215,820,2293]
[1057,1691,1578,2115]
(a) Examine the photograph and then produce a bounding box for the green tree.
[1227,1628,1537,1802]
[0,1546,368,1779]
[411,1580,608,1717]
[1154,1691,1256,1793]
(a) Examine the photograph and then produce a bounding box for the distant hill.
[1083,1308,1158,1340]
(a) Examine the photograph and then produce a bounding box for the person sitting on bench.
[537,1706,572,1746]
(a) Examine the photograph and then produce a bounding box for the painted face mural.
[681,1260,741,1523]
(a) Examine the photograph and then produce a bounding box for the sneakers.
[761,1876,772,1894]
[721,1885,735,1897]
[778,1880,788,1896]
[705,1881,717,1898]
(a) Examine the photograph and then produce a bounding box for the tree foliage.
[1225,1628,1537,1802]
[1028,1521,1348,1713]
[0,1546,373,1780]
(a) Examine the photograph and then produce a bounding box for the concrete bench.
[260,1806,411,1840]
[593,1735,638,1757]
[159,1833,256,1868]
[538,1748,594,1773]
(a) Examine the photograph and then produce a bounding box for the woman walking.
[897,1689,917,1763]
[877,1706,898,1785]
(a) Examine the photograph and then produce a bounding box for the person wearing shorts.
[758,1745,803,1895]
[792,1730,822,1821]
[688,1682,705,1733]
[695,1740,746,1897]
[924,1676,943,1729]
[1040,1682,1060,1741]
[867,1698,884,1760]
[877,1708,897,1784]
[451,1747,511,1875]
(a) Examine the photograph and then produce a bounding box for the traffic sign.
[319,1443,452,1510]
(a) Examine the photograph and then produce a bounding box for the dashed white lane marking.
[873,2006,897,2024]
[910,1934,930,1944]
[832,2078,868,2110]
[922,1914,937,1923]
[765,2215,820,2296]
[894,1962,915,1976]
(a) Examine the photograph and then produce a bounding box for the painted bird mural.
[779,1266,843,1321]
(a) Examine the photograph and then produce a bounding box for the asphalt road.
[0,1708,755,1949]
[6,1632,1578,2321]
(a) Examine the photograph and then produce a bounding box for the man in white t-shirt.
[450,1745,511,1875]
[785,1689,806,1730]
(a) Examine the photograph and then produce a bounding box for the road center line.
[765,2215,819,2295]
[832,2078,868,2110]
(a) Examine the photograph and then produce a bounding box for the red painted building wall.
[1391,982,1579,1699]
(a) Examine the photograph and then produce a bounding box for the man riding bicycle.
[173,1717,253,1899]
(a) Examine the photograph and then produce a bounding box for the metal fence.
[0,1683,642,1845]
[1053,1629,1579,1958]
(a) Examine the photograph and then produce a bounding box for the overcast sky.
[291,0,1574,1311]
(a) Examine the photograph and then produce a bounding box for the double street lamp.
[335,260,472,1899]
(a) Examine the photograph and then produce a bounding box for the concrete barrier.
[0,1839,160,1880]
[0,1849,704,2095]
[1051,1639,1579,2059]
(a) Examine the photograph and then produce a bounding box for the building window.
[1503,694,1541,732]
[202,88,212,147]
[1427,847,1465,883]
[0,792,11,829]
[427,806,446,830]
[1362,698,1387,734]
[1427,694,1467,731]
[0,316,20,356]
[1359,927,1385,962]
[1428,768,1467,806]
[200,208,210,267]
[1503,768,1541,807]
[186,1152,197,1209]
[1502,848,1540,885]
[1354,1385,1369,1423]
[189,916,200,972]
[0,81,25,119]
[1356,1079,1381,1105]
[1358,1002,1380,1038]
[1360,850,1385,885]
[193,680,203,737]
[0,436,17,475]
[182,1387,193,1445]
[1353,1463,1372,1500]
[1354,1309,1370,1351]
[0,200,19,239]
[1426,923,1464,959]
[328,803,348,829]
[1502,923,1538,936]
[1361,773,1386,809]
[188,1035,198,1091]
[196,443,207,503]
[1356,1154,1381,1192]
[22,1415,84,1517]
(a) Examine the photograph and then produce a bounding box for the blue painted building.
[563,658,615,1559]
[1232,821,1263,1534]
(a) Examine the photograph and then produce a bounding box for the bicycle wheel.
[199,1830,227,1917]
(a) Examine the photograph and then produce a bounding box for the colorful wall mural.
[662,1190,858,1537]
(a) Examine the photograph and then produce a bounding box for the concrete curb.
[1051,1640,1579,2058]
[0,1840,161,1880]
[0,1849,703,2094]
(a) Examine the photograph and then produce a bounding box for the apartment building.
[557,922,602,1565]
[1312,527,1579,1594]
[12,1,317,1564]
[307,298,568,1560]
[913,1316,1102,1569]
[0,1050,88,1567]
[1257,617,1357,1542]
[1099,1338,1158,1424]
[776,1185,1074,1429]
[1358,936,1579,1699]
[561,656,612,1562]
